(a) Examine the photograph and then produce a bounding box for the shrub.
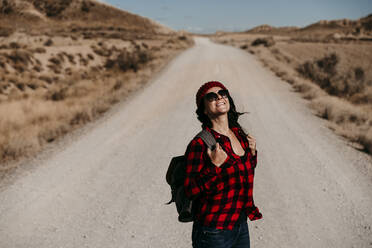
[6,50,33,71]
[57,53,65,63]
[81,0,90,12]
[70,111,91,126]
[16,83,25,91]
[138,49,152,64]
[92,45,112,57]
[0,0,13,14]
[34,47,47,53]
[104,49,152,73]
[66,53,75,64]
[79,57,88,66]
[117,51,139,72]
[27,83,38,90]
[251,37,275,47]
[354,67,365,81]
[112,80,123,91]
[64,67,72,75]
[296,53,368,98]
[297,61,317,80]
[316,53,338,74]
[32,0,73,17]
[33,65,42,72]
[44,39,53,46]
[39,76,53,84]
[9,42,21,49]
[0,59,5,68]
[104,59,115,69]
[46,87,67,101]
[49,57,61,65]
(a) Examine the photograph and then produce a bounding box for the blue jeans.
[192,221,250,248]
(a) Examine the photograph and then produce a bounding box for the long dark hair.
[196,93,249,136]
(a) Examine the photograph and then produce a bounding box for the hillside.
[246,24,299,34]
[246,14,372,40]
[0,0,173,35]
[0,0,194,171]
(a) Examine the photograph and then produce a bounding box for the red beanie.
[196,81,227,108]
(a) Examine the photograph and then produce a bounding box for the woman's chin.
[216,106,229,113]
[213,109,229,116]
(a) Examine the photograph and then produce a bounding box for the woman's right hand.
[207,143,228,167]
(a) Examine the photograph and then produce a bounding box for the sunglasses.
[204,89,229,102]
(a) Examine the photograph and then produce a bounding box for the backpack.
[165,129,216,222]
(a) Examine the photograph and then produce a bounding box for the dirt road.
[0,37,371,248]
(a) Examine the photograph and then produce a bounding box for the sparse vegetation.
[297,53,370,101]
[81,0,91,13]
[0,0,194,173]
[32,0,73,17]
[0,0,14,14]
[212,22,372,155]
[34,47,47,53]
[251,37,275,47]
[9,42,20,49]
[44,39,53,46]
[104,49,152,72]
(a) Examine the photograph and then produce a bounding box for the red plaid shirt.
[184,126,262,230]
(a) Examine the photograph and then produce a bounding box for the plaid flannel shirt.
[184,126,262,230]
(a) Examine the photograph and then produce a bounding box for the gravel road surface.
[0,37,371,248]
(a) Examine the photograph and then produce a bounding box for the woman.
[184,81,262,248]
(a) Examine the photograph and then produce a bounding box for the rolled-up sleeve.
[246,206,263,221]
[183,138,233,200]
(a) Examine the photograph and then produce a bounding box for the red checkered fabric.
[184,126,262,230]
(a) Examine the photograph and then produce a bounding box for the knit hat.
[196,81,227,108]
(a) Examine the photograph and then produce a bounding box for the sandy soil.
[0,37,371,248]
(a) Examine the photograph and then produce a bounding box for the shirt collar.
[205,126,241,140]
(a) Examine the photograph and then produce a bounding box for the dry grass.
[212,33,372,155]
[0,9,194,174]
[296,53,371,101]
[0,44,188,171]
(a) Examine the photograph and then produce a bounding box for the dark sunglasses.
[204,89,229,102]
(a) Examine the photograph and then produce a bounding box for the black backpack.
[165,130,216,222]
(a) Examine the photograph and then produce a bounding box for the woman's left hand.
[247,134,256,156]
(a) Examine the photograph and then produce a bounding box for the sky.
[101,0,372,34]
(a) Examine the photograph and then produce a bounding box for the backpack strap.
[196,129,217,151]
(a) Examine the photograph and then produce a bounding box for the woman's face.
[203,86,230,117]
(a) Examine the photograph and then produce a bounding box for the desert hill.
[0,0,173,35]
[246,24,298,34]
[246,13,372,38]
[301,14,372,33]
[0,0,193,168]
